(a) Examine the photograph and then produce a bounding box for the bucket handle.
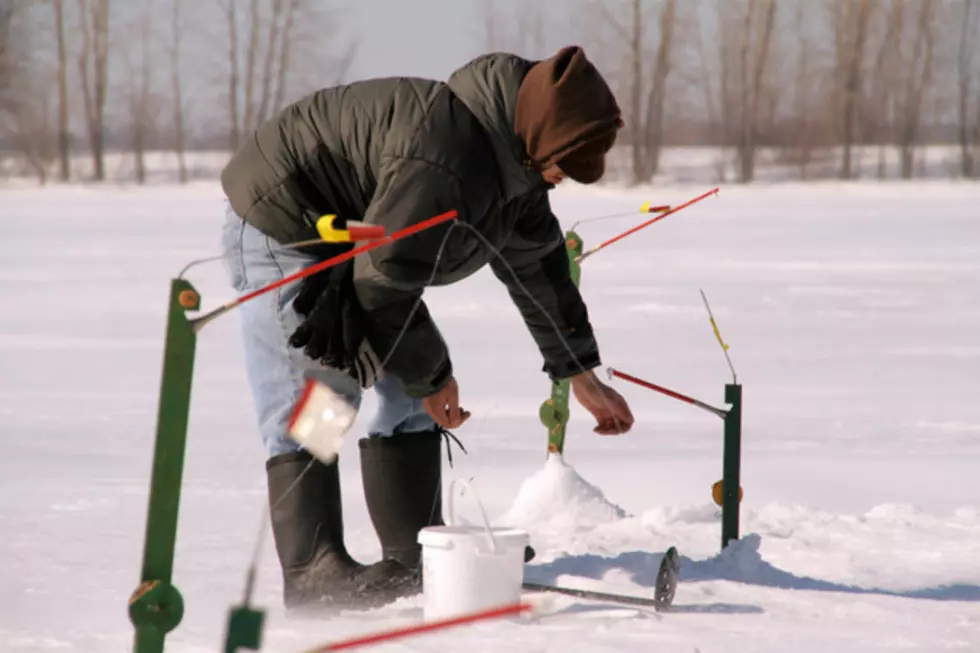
[447,477,500,555]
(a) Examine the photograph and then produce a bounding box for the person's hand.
[570,370,634,435]
[422,376,471,429]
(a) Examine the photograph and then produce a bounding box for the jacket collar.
[446,53,549,203]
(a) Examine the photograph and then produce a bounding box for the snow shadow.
[681,534,980,602]
[525,534,980,605]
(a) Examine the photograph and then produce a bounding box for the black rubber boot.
[358,430,445,571]
[359,429,537,568]
[266,450,418,611]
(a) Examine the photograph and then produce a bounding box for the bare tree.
[975,84,980,177]
[285,2,358,91]
[255,0,314,123]
[53,0,71,181]
[692,1,718,144]
[125,1,155,184]
[77,0,110,181]
[975,65,980,180]
[241,0,260,136]
[689,0,748,181]
[627,0,643,181]
[593,0,678,184]
[221,0,341,148]
[1,96,53,184]
[866,1,905,178]
[717,1,737,163]
[694,0,737,180]
[957,0,978,177]
[833,0,873,179]
[635,0,678,181]
[170,0,188,183]
[256,0,283,126]
[221,0,240,149]
[894,0,937,179]
[1,1,53,183]
[270,0,303,114]
[788,0,819,179]
[0,0,19,130]
[270,1,357,104]
[0,1,13,107]
[734,0,778,183]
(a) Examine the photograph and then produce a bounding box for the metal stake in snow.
[719,382,743,549]
[606,288,745,553]
[127,209,458,653]
[698,289,743,550]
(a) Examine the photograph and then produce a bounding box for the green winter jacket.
[221,53,600,398]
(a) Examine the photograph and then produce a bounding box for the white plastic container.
[417,479,529,621]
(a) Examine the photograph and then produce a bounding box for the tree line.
[1,0,978,185]
[0,0,354,184]
[495,0,980,183]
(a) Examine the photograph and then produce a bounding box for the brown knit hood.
[514,46,622,184]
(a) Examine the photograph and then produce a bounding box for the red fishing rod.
[575,187,719,263]
[187,209,458,332]
[302,603,533,652]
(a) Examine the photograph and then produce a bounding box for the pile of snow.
[497,453,628,535]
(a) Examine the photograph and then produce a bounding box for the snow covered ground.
[1,179,979,652]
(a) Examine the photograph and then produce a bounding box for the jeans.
[220,203,435,458]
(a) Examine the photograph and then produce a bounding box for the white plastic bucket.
[417,478,529,621]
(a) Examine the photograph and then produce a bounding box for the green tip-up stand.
[129,279,268,653]
[539,231,584,456]
[129,279,200,652]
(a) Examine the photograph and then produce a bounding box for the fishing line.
[567,209,648,233]
[178,237,326,279]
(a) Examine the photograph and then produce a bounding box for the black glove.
[288,260,384,388]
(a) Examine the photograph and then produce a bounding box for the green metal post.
[129,279,201,653]
[721,383,742,549]
[539,231,584,455]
